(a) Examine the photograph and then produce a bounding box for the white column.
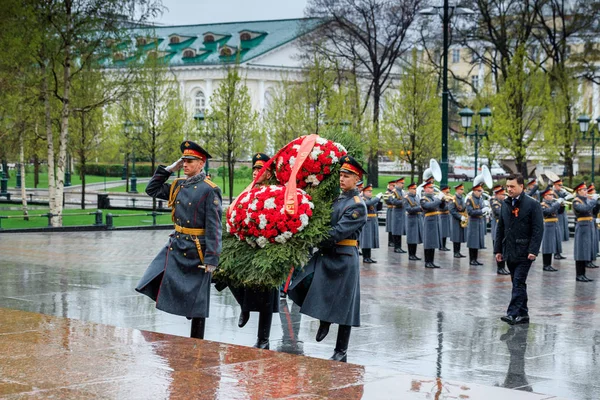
[258,80,265,112]
[593,81,600,119]
[577,79,584,112]
[205,78,213,112]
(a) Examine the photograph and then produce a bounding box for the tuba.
[416,159,442,198]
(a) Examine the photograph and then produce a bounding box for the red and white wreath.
[275,136,347,189]
[226,185,314,247]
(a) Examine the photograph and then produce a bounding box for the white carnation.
[258,214,268,229]
[329,151,339,164]
[240,193,251,203]
[335,142,347,153]
[274,234,288,244]
[316,137,328,145]
[282,231,293,240]
[264,197,276,209]
[256,236,268,248]
[244,214,251,225]
[249,199,258,210]
[299,214,310,231]
[246,237,257,247]
[289,156,296,166]
[310,148,323,160]
[292,144,301,150]
[305,174,320,186]
[226,224,231,233]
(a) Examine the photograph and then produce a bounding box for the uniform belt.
[425,211,441,217]
[367,213,378,217]
[470,216,482,219]
[336,239,358,247]
[441,211,450,214]
[174,225,206,236]
[544,218,558,222]
[388,205,397,208]
[577,217,593,222]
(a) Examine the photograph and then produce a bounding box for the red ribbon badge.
[512,207,519,218]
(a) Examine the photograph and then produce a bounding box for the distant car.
[451,158,508,179]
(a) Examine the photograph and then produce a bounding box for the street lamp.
[124,121,142,193]
[419,1,474,187]
[0,159,9,199]
[459,106,492,178]
[577,114,600,184]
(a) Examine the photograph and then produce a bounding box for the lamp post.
[15,163,21,189]
[64,154,72,187]
[459,106,492,178]
[420,1,474,187]
[577,114,600,184]
[124,121,141,193]
[0,159,9,198]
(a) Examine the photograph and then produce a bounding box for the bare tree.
[304,0,424,187]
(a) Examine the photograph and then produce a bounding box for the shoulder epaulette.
[353,195,361,204]
[573,198,583,204]
[204,178,218,188]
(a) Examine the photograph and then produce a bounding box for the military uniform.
[385,181,396,247]
[420,186,444,268]
[526,179,540,202]
[572,182,596,282]
[466,193,486,265]
[438,186,451,251]
[540,191,561,271]
[403,183,423,260]
[491,187,510,275]
[386,179,407,253]
[553,183,570,243]
[136,141,222,340]
[449,186,467,258]
[361,185,380,263]
[288,155,367,362]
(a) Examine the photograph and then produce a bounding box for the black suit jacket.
[494,193,544,263]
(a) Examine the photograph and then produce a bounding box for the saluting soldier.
[404,182,423,260]
[572,182,596,282]
[226,153,279,349]
[449,183,467,258]
[439,186,451,251]
[552,179,570,259]
[467,182,490,266]
[136,141,222,340]
[361,184,381,263]
[386,177,407,253]
[540,187,562,272]
[288,156,367,362]
[491,186,510,275]
[526,178,540,202]
[420,181,446,268]
[385,180,396,247]
[587,184,600,269]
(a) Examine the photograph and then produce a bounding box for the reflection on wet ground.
[0,228,596,399]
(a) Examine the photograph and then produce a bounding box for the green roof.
[111,18,323,67]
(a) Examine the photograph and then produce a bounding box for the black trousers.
[506,260,533,317]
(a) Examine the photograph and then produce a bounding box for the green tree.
[206,65,259,202]
[382,51,441,182]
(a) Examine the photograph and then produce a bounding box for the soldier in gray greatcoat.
[385,180,396,247]
[467,182,490,266]
[439,186,451,251]
[386,177,407,253]
[526,178,540,202]
[420,181,445,268]
[136,141,222,340]
[552,179,570,260]
[225,153,279,349]
[587,184,600,268]
[288,155,367,362]
[404,182,423,260]
[491,186,510,275]
[361,184,381,263]
[540,187,562,272]
[572,182,596,282]
[449,183,467,258]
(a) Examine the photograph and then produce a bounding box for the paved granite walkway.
[0,227,597,399]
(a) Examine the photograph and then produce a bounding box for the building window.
[136,37,147,46]
[452,49,460,63]
[220,47,233,56]
[170,36,180,44]
[183,49,195,58]
[264,89,274,111]
[113,52,125,61]
[471,75,479,91]
[204,34,215,43]
[240,32,251,41]
[471,50,478,63]
[195,91,206,115]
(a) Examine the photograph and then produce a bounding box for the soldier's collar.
[341,188,359,197]
[185,171,206,185]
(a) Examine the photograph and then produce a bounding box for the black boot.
[388,232,394,247]
[254,311,272,349]
[542,254,557,272]
[554,253,566,260]
[469,248,478,265]
[190,317,205,339]
[363,248,376,263]
[238,311,250,327]
[316,320,331,342]
[453,242,463,258]
[329,325,351,362]
[394,236,407,253]
[497,260,510,275]
[424,249,435,268]
[440,238,450,251]
[431,250,440,268]
[408,244,421,260]
[576,261,593,282]
[587,261,599,269]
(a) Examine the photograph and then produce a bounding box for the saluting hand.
[166,158,184,172]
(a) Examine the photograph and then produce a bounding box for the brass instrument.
[416,159,442,199]
[460,213,468,228]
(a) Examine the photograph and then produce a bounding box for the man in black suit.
[495,174,544,325]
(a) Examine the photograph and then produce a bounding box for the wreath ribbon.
[284,134,318,215]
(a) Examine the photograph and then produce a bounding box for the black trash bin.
[97,193,110,209]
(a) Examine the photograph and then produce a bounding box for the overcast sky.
[153,0,309,26]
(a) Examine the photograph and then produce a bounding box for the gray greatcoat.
[541,200,562,255]
[490,197,502,243]
[288,188,367,327]
[420,193,443,250]
[572,196,596,261]
[439,200,451,239]
[466,195,486,249]
[361,196,380,249]
[386,188,406,235]
[404,193,423,244]
[136,167,222,318]
[554,189,570,242]
[385,189,394,233]
[449,193,467,243]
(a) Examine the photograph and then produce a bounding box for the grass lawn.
[4,172,125,189]
[0,208,172,230]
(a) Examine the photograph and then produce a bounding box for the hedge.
[75,163,154,177]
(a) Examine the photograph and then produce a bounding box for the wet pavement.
[0,228,597,399]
